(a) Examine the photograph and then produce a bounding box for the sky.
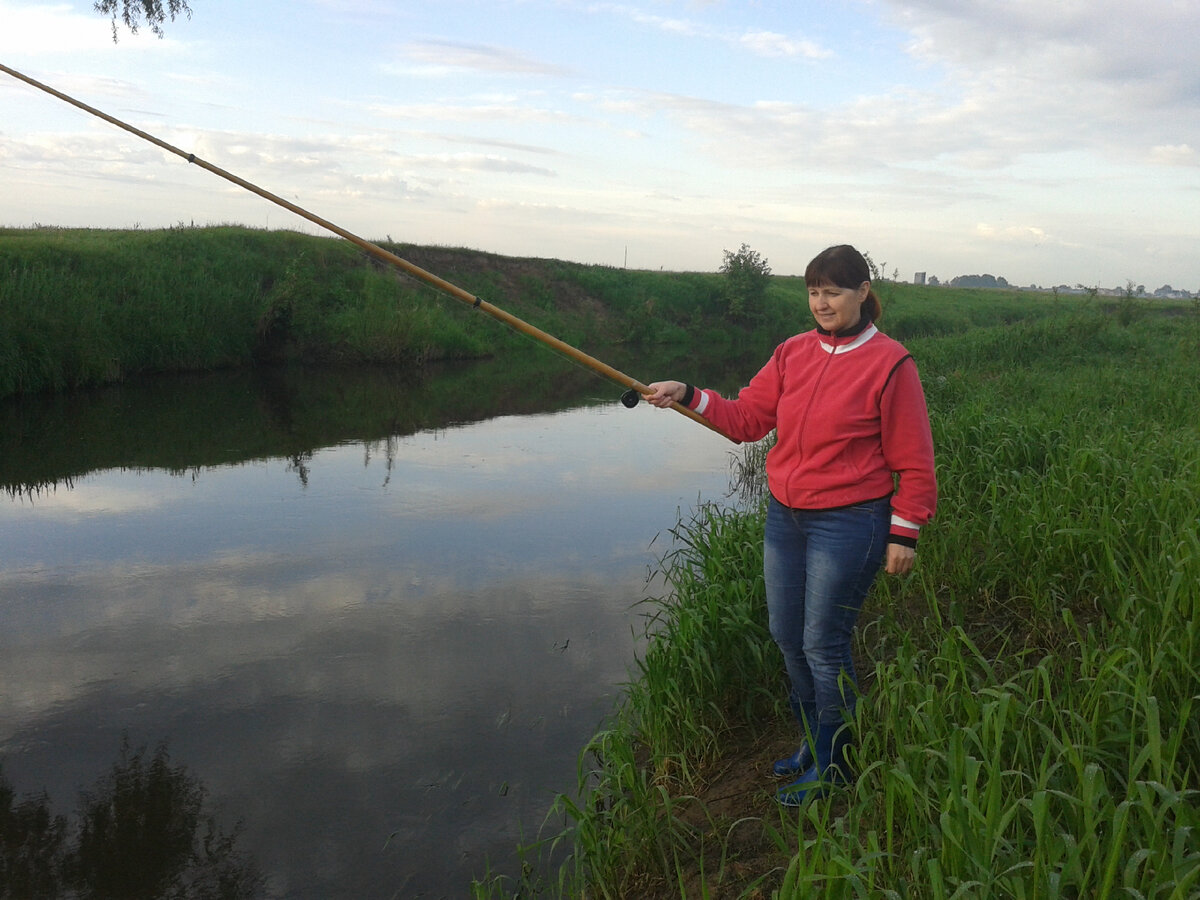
[1,0,1198,290]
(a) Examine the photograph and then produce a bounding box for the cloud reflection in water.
[0,401,741,897]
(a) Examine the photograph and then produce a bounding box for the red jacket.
[688,323,937,545]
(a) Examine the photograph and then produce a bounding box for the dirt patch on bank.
[382,242,617,329]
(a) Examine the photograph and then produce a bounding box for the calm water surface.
[0,364,747,897]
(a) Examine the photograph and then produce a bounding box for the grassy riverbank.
[0,225,804,400]
[476,298,1200,897]
[1,224,1076,402]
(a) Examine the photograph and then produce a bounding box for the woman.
[644,244,937,806]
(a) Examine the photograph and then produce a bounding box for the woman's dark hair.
[804,244,883,322]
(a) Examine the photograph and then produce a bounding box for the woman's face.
[807,281,869,333]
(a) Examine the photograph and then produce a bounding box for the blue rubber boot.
[773,699,817,777]
[775,722,854,808]
[772,743,813,778]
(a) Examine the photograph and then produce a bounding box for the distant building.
[914,272,926,285]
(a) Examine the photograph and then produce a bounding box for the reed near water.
[477,295,1200,897]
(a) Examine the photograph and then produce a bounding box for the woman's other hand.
[644,381,686,408]
[885,542,915,575]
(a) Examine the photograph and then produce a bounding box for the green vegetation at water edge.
[0,225,788,399]
[475,299,1200,898]
[1,225,1083,401]
[0,342,720,496]
[0,226,492,397]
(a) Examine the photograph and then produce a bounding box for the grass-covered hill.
[0,225,760,399]
[0,224,1101,401]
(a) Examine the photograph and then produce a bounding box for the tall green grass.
[2,226,1115,401]
[0,226,505,396]
[476,301,1200,898]
[4,226,669,397]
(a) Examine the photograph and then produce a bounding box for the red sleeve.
[687,349,782,445]
[880,358,937,537]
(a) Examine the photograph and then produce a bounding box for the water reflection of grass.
[0,359,574,494]
[0,736,261,898]
[0,340,754,496]
[474,303,1200,897]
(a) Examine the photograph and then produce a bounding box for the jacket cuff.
[889,514,921,548]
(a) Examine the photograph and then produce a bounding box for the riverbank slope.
[0,224,1072,401]
[0,225,794,399]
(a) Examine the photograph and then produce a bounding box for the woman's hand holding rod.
[644,381,687,408]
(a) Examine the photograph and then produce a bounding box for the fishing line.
[0,61,735,443]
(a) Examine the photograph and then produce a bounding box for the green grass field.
[476,294,1200,898]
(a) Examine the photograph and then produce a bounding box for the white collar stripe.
[819,323,878,354]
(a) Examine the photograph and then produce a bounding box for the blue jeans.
[764,495,889,734]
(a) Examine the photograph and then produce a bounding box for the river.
[0,360,753,898]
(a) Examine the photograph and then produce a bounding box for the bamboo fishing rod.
[1,62,735,442]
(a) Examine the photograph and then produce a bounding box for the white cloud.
[1150,144,1197,167]
[365,99,578,126]
[0,0,181,54]
[397,39,574,77]
[881,0,1200,149]
[738,29,831,59]
[0,1,110,54]
[587,3,703,37]
[586,2,833,60]
[974,223,1050,244]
